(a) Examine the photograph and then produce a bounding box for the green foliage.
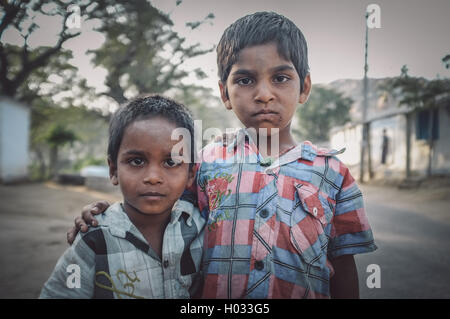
[174,85,240,132]
[295,86,352,143]
[380,65,450,110]
[0,0,91,97]
[30,101,108,179]
[30,101,106,147]
[88,0,214,104]
[72,156,106,172]
[45,124,78,147]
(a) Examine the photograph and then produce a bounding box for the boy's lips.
[253,110,280,121]
[253,109,278,116]
[140,191,166,197]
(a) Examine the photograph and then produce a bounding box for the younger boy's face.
[109,117,194,218]
[219,42,310,135]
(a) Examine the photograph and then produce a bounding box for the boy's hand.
[66,201,110,245]
[330,254,359,299]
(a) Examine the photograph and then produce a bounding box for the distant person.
[381,128,389,165]
[67,12,377,299]
[40,95,205,298]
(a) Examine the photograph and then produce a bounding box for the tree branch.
[6,5,81,97]
[0,0,31,39]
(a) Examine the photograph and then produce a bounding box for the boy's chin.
[125,201,172,217]
[246,125,281,137]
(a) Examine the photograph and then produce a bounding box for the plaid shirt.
[184,129,377,299]
[40,200,205,299]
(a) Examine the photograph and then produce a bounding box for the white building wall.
[0,97,30,182]
[432,105,450,174]
[330,123,362,168]
[330,106,450,180]
[370,115,406,172]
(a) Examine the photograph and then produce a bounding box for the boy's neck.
[255,127,297,159]
[122,201,172,258]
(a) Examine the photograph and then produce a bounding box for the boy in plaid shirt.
[68,12,377,299]
[41,95,205,298]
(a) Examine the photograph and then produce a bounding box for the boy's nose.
[254,81,275,103]
[143,166,163,185]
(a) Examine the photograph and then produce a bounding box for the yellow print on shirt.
[95,269,144,299]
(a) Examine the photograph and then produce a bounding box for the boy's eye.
[164,158,183,168]
[236,77,254,86]
[128,158,145,167]
[273,75,290,83]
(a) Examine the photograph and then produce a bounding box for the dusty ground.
[357,181,450,298]
[0,182,120,299]
[0,180,449,298]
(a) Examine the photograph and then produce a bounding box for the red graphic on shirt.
[205,175,233,211]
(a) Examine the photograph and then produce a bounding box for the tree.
[295,86,353,143]
[381,63,450,177]
[88,0,214,104]
[0,0,99,98]
[30,99,107,180]
[45,123,78,178]
[443,54,450,69]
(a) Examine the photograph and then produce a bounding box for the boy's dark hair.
[217,11,309,92]
[108,94,195,167]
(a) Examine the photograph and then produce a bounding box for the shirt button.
[255,260,264,271]
[163,260,169,268]
[260,210,269,218]
[312,207,318,217]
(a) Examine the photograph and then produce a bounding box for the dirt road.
[0,182,120,298]
[0,181,449,298]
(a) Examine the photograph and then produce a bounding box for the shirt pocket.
[289,183,334,267]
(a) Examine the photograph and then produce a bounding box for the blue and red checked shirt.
[184,129,377,299]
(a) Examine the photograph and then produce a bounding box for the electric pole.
[360,11,369,183]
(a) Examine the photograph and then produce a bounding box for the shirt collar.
[101,200,196,240]
[225,128,318,162]
[170,199,195,226]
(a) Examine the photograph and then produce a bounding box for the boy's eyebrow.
[231,65,296,77]
[123,149,184,157]
[230,68,255,77]
[122,150,146,156]
[270,65,296,73]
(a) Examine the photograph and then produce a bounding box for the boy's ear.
[107,157,119,186]
[219,81,232,110]
[299,73,312,104]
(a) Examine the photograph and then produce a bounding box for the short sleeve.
[327,164,377,259]
[39,233,96,298]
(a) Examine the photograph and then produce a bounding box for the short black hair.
[217,11,309,92]
[108,94,195,166]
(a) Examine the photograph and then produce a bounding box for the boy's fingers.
[94,201,110,214]
[75,216,89,233]
[80,204,96,226]
[66,226,77,245]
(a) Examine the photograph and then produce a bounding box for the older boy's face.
[220,42,310,135]
[109,117,194,218]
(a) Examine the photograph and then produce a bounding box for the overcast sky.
[5,0,450,103]
[156,0,450,90]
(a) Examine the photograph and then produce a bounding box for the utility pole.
[360,11,369,183]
